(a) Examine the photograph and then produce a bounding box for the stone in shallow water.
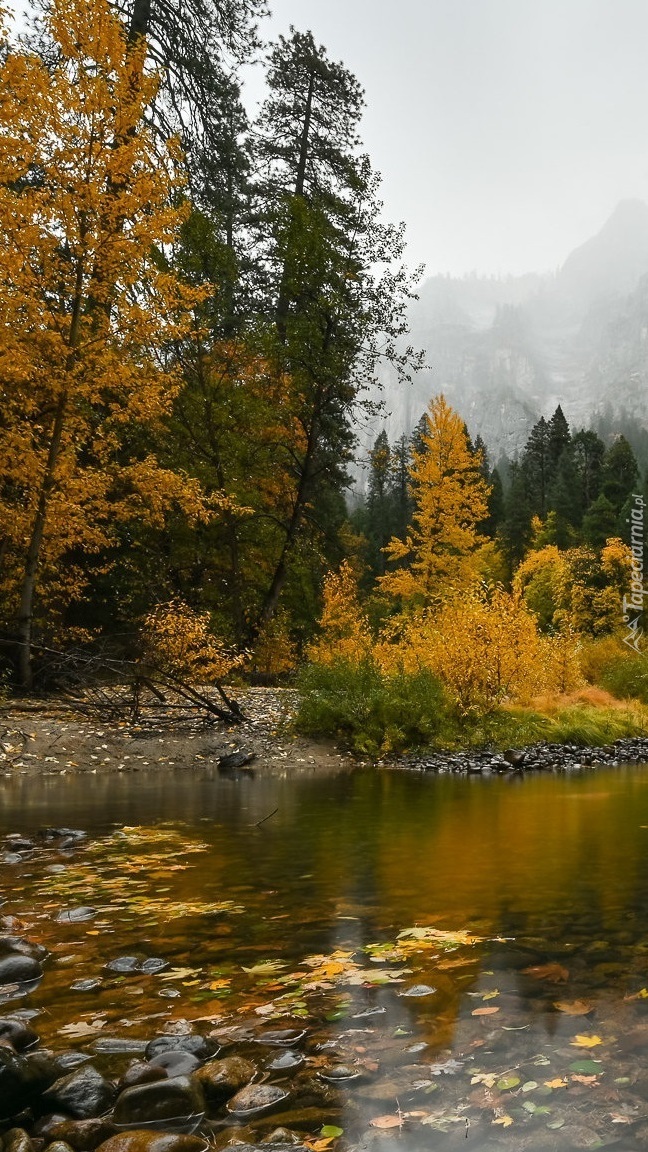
[91,1039,147,1056]
[138,958,169,975]
[118,1063,168,1092]
[71,979,103,993]
[105,957,140,974]
[49,1119,117,1152]
[113,1077,205,1126]
[0,1016,39,1050]
[47,1142,76,1152]
[95,1133,207,1152]
[149,1051,199,1078]
[194,1056,256,1105]
[56,907,97,923]
[398,984,436,998]
[0,1048,39,1118]
[0,954,42,985]
[3,1127,35,1152]
[145,1036,214,1062]
[44,1066,116,1119]
[267,1051,304,1073]
[227,1084,290,1118]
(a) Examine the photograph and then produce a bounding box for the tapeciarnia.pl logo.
[622,493,646,653]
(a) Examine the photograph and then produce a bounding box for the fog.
[253,0,648,277]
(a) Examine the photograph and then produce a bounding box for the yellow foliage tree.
[379,395,491,604]
[515,539,634,636]
[141,601,245,682]
[0,0,210,685]
[307,561,371,666]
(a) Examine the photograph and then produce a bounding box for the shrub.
[295,659,448,756]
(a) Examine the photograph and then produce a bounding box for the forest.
[1,0,646,756]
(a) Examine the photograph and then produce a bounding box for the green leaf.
[568,1060,602,1075]
[320,1127,343,1139]
[497,1076,521,1090]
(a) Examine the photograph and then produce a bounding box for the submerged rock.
[3,1128,35,1152]
[194,1056,255,1104]
[44,1066,115,1119]
[113,1077,205,1126]
[145,1036,214,1062]
[0,1016,39,1050]
[48,1118,117,1151]
[227,1084,289,1118]
[95,1133,207,1152]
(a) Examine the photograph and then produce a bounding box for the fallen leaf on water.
[482,989,500,1000]
[58,1018,106,1038]
[370,1115,403,1129]
[242,960,286,977]
[319,1127,343,1139]
[496,1076,520,1090]
[571,1034,603,1048]
[544,1078,567,1089]
[472,1006,500,1016]
[492,1115,514,1128]
[571,1074,599,1085]
[554,999,594,1015]
[522,962,569,983]
[624,987,648,1000]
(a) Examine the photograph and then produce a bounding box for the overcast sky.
[249,0,648,278]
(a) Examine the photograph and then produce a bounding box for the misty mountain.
[369,199,648,471]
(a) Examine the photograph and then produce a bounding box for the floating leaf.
[554,999,594,1016]
[544,1078,567,1089]
[242,960,286,977]
[521,1080,538,1092]
[319,1126,343,1139]
[522,962,569,983]
[472,1006,500,1016]
[571,1034,603,1048]
[370,1115,403,1129]
[568,1060,602,1075]
[492,1115,514,1128]
[496,1076,520,1090]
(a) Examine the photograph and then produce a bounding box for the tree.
[521,416,551,517]
[600,436,639,514]
[0,0,207,687]
[582,494,618,549]
[547,404,571,470]
[251,28,421,632]
[379,396,491,604]
[573,429,605,508]
[500,462,533,570]
[365,431,393,576]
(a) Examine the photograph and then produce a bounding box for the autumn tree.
[0,0,208,687]
[379,396,491,604]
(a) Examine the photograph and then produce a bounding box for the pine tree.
[365,431,393,576]
[521,416,551,516]
[581,494,618,549]
[252,28,421,632]
[600,436,639,514]
[573,429,606,508]
[500,462,533,569]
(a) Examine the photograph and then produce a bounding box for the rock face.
[113,1077,205,1126]
[360,199,648,477]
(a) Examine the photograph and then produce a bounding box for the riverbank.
[2,687,648,779]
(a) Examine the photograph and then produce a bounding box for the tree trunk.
[16,390,68,690]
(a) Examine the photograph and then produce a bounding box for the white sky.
[248,0,648,277]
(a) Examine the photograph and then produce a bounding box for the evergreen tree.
[600,436,639,514]
[521,416,550,516]
[582,494,618,549]
[365,431,393,576]
[548,447,582,540]
[547,404,571,469]
[573,429,606,508]
[388,434,412,544]
[253,28,421,632]
[500,462,533,569]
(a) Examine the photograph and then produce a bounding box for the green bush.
[599,654,648,703]
[295,660,448,756]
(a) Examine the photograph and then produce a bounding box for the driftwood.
[0,639,244,727]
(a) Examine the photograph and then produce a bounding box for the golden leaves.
[554,999,595,1016]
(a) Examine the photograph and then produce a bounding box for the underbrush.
[295,659,648,758]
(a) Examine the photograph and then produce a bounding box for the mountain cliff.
[370,200,648,467]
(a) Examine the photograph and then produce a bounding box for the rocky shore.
[397,735,648,774]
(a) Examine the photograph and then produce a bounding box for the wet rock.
[217,751,256,770]
[398,984,436,997]
[95,1133,207,1152]
[0,937,47,961]
[1,854,23,865]
[194,1057,256,1105]
[137,959,169,975]
[261,1130,305,1145]
[227,1146,307,1152]
[317,1065,361,1083]
[46,1142,76,1152]
[0,954,43,985]
[53,1053,92,1072]
[48,1119,117,1152]
[149,1052,199,1078]
[266,1052,304,1074]
[3,1127,35,1152]
[113,1077,205,1126]
[56,908,97,924]
[91,1040,147,1057]
[71,980,102,993]
[105,958,140,975]
[44,1066,115,1119]
[144,1036,214,1062]
[0,1017,38,1051]
[0,1048,40,1117]
[5,838,34,853]
[118,1064,168,1091]
[227,1084,289,1118]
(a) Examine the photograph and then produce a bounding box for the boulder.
[113,1077,205,1126]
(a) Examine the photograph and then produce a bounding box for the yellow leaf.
[472,1006,500,1016]
[571,1034,603,1048]
[544,1078,567,1089]
[554,999,594,1016]
[492,1115,514,1128]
